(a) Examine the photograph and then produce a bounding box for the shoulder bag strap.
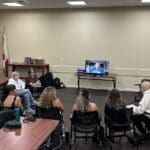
[11,96,17,108]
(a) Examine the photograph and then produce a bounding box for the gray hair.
[11,71,19,78]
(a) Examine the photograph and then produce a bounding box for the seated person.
[89,63,104,74]
[105,89,126,136]
[72,89,105,142]
[72,88,98,112]
[25,68,41,93]
[3,84,22,108]
[134,79,150,103]
[38,86,64,112]
[127,80,150,135]
[8,71,37,114]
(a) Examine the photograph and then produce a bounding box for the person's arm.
[8,78,22,90]
[19,79,25,89]
[94,103,99,112]
[56,99,64,112]
[8,78,15,85]
[25,77,31,87]
[3,96,10,107]
[72,104,77,112]
[15,96,22,107]
[132,94,150,114]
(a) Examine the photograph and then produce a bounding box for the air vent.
[16,0,28,3]
[0,0,28,3]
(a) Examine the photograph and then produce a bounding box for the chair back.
[71,111,100,130]
[39,123,63,150]
[36,106,62,120]
[124,107,133,124]
[105,104,132,125]
[114,107,132,125]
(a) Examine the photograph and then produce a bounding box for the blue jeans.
[16,89,35,110]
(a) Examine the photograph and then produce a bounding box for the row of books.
[24,57,45,65]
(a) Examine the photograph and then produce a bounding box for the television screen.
[85,60,109,75]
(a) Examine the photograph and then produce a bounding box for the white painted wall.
[0,8,150,91]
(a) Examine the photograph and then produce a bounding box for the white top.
[127,89,150,117]
[8,78,25,90]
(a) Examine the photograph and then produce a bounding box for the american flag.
[2,29,8,72]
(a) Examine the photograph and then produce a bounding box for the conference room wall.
[0,8,150,91]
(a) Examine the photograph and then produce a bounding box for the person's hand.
[29,82,33,86]
[126,104,135,108]
[32,83,37,87]
[36,80,41,86]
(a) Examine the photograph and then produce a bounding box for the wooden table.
[0,118,59,150]
[77,72,117,91]
[6,63,49,77]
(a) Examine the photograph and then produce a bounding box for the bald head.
[141,81,150,93]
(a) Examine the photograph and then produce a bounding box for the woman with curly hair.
[105,88,125,111]
[38,86,64,112]
[104,89,126,137]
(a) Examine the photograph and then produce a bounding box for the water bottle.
[62,125,70,143]
[65,127,69,144]
[62,124,65,139]
[14,107,20,122]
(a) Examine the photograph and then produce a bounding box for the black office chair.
[36,106,64,150]
[38,124,63,150]
[70,111,102,149]
[105,106,133,141]
[134,83,143,103]
[36,106,63,120]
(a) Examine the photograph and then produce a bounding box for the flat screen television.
[85,60,109,75]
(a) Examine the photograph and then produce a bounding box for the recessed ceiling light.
[2,2,24,7]
[67,1,86,6]
[142,0,150,3]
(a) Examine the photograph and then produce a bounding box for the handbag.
[3,120,21,129]
[0,110,15,128]
[127,132,142,145]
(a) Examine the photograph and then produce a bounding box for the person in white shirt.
[8,71,37,114]
[127,80,150,134]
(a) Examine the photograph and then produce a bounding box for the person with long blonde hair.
[38,86,64,112]
[72,88,98,112]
